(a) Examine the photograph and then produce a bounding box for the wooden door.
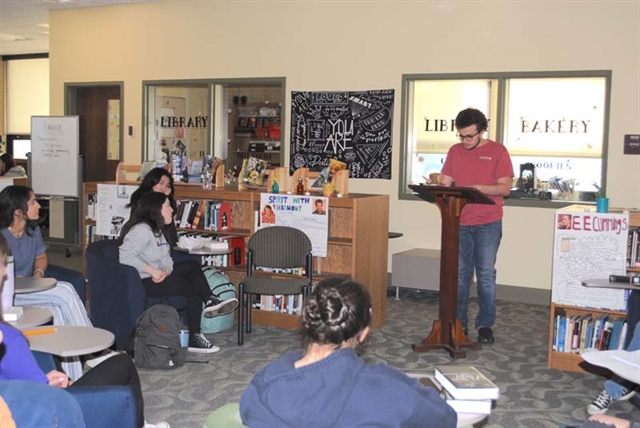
[71,85,122,182]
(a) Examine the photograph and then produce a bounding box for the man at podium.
[439,108,514,345]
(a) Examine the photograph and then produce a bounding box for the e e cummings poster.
[258,193,329,257]
[290,89,394,179]
[551,208,629,311]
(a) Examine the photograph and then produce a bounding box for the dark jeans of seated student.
[46,264,86,302]
[141,259,211,335]
[72,353,144,427]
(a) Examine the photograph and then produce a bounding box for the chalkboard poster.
[290,89,394,179]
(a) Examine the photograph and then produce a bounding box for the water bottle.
[202,165,212,190]
[2,256,15,309]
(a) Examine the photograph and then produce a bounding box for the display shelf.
[82,181,389,329]
[547,209,639,373]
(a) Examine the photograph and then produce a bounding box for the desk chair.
[238,226,313,345]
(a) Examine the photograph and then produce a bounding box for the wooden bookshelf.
[82,182,389,329]
[547,209,639,373]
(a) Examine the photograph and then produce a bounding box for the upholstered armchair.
[86,239,187,350]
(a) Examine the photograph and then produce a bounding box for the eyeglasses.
[456,130,482,141]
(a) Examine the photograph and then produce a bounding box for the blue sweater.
[0,323,48,383]
[240,348,457,428]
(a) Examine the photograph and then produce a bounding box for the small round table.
[9,307,53,329]
[15,277,57,294]
[23,325,115,358]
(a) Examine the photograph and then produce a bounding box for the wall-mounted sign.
[624,134,640,155]
[290,89,394,179]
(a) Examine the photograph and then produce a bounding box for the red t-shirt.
[441,140,514,226]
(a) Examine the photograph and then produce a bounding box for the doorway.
[65,83,124,182]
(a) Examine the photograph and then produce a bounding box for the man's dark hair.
[455,108,488,132]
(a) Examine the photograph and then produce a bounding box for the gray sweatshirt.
[119,223,173,279]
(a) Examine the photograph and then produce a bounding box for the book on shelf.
[239,157,269,187]
[434,366,499,401]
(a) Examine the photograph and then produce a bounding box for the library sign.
[159,116,209,128]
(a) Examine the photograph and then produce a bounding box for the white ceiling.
[0,0,154,56]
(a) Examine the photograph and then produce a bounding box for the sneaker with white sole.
[203,296,239,318]
[188,332,220,354]
[588,387,636,415]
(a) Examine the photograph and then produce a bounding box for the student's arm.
[33,253,48,278]
[0,328,48,384]
[472,176,512,197]
[33,229,48,277]
[119,225,168,282]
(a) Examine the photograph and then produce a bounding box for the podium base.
[412,319,482,359]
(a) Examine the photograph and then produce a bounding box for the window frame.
[398,70,612,208]
[141,77,286,166]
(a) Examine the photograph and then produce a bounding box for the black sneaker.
[588,387,636,415]
[203,296,239,318]
[188,333,220,354]
[477,327,494,344]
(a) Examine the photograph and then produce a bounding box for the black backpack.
[134,304,186,369]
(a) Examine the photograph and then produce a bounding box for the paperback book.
[434,365,499,400]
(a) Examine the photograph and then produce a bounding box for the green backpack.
[201,267,237,333]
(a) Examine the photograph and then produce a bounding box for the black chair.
[238,226,313,345]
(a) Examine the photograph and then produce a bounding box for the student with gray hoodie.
[118,192,237,353]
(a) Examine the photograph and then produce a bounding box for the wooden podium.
[408,185,495,359]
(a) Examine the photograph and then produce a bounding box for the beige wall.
[49,0,640,291]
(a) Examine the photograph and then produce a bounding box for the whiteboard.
[30,116,80,197]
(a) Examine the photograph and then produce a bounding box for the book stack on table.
[429,365,499,415]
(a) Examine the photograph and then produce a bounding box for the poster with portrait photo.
[258,193,328,257]
[96,183,139,237]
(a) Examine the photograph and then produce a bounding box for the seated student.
[0,153,27,178]
[119,192,237,353]
[0,185,90,379]
[0,233,168,428]
[588,291,640,415]
[128,167,178,247]
[240,278,457,428]
[0,184,86,301]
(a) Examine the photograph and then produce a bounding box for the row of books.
[552,312,628,354]
[251,294,304,315]
[175,199,232,231]
[417,365,499,415]
[627,227,640,268]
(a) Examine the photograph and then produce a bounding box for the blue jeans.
[457,220,502,331]
[604,320,640,398]
[0,380,86,428]
[45,264,86,302]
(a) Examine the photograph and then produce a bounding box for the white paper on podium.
[582,350,640,384]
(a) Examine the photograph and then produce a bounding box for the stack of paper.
[2,306,24,322]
